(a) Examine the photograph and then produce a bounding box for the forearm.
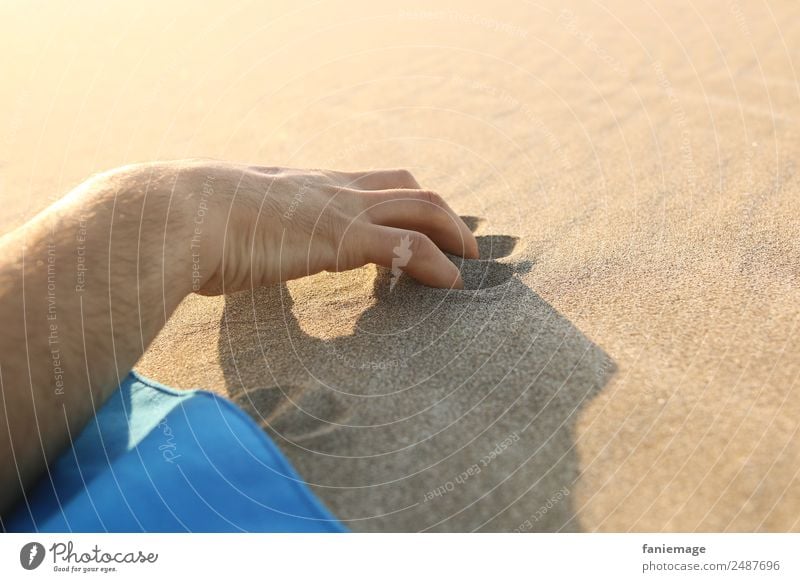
[0,165,199,514]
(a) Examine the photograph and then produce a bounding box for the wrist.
[67,163,203,306]
[180,169,224,295]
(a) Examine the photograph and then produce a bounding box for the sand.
[2,0,799,531]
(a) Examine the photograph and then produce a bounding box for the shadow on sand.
[216,217,615,532]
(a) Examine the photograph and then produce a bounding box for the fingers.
[358,189,479,259]
[361,225,464,289]
[329,168,421,190]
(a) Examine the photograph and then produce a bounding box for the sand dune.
[2,0,799,531]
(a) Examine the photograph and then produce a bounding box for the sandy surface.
[2,0,799,531]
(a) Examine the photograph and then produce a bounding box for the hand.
[167,160,479,294]
[0,158,480,513]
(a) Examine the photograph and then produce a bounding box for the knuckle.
[325,209,363,251]
[407,231,433,255]
[320,210,346,248]
[420,190,444,207]
[392,168,418,186]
